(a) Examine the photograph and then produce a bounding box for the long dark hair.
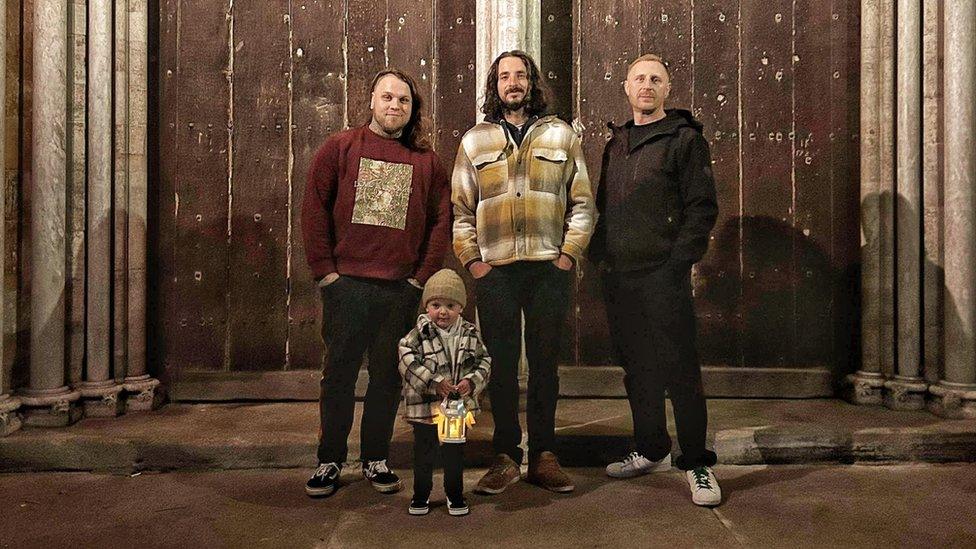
[481,50,549,121]
[368,68,431,151]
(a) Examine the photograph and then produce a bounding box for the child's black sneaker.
[447,496,469,516]
[362,459,402,493]
[305,462,341,497]
[408,495,430,516]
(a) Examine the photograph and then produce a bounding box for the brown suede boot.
[526,451,575,493]
[474,454,521,495]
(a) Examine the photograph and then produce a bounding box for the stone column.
[122,0,159,411]
[848,0,891,404]
[885,0,927,409]
[19,0,81,426]
[77,0,123,417]
[921,0,944,387]
[930,0,976,418]
[0,1,23,437]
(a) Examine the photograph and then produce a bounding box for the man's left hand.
[552,254,574,271]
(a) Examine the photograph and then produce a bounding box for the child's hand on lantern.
[455,379,473,396]
[436,379,454,399]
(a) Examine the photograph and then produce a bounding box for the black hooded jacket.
[589,109,719,272]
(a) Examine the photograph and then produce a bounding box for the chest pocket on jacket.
[528,147,569,195]
[472,150,509,200]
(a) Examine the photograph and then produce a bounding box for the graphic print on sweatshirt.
[351,157,414,230]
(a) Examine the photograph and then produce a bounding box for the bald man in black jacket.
[589,54,721,507]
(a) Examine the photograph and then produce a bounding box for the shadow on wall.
[858,191,952,384]
[698,215,860,382]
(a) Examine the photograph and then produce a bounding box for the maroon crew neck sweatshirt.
[301,125,452,284]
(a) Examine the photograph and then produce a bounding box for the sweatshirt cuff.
[456,247,483,269]
[560,241,585,266]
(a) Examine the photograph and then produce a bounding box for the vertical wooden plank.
[693,0,743,367]
[792,0,835,367]
[155,0,180,382]
[739,0,796,367]
[832,0,860,376]
[639,0,692,109]
[432,0,477,321]
[346,0,386,128]
[434,0,475,164]
[288,0,346,370]
[66,0,86,385]
[386,0,433,112]
[226,0,291,371]
[540,0,573,122]
[575,0,639,366]
[169,0,231,371]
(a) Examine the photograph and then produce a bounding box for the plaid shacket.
[397,315,491,424]
[452,115,596,267]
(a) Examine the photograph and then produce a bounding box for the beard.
[372,113,407,136]
[501,88,530,112]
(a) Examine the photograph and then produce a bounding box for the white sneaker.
[605,452,672,478]
[686,466,721,506]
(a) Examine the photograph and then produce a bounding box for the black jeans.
[475,261,570,465]
[317,276,420,464]
[411,423,464,501]
[602,263,717,471]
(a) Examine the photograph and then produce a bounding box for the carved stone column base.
[883,377,928,410]
[843,372,886,405]
[0,396,23,436]
[77,381,125,418]
[19,388,82,427]
[928,382,976,419]
[123,376,162,412]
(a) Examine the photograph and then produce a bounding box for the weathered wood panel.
[227,1,291,370]
[640,0,692,109]
[694,0,742,367]
[169,1,231,370]
[830,0,860,378]
[345,0,385,128]
[793,1,835,367]
[387,0,434,119]
[287,0,345,371]
[575,0,639,366]
[541,0,573,122]
[432,0,477,322]
[738,1,797,367]
[154,0,859,396]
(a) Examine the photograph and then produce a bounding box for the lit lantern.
[434,395,475,444]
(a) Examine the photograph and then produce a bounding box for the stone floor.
[2,464,974,548]
[1,399,974,472]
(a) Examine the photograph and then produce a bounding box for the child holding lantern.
[397,268,492,516]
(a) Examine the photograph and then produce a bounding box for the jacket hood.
[608,108,704,137]
[605,109,704,153]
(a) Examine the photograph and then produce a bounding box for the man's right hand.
[468,261,493,279]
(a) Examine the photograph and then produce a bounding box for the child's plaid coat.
[397,314,491,424]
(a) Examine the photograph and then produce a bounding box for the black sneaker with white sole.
[305,462,341,497]
[362,459,402,493]
[408,495,430,516]
[447,496,469,516]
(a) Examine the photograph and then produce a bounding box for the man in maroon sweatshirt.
[301,69,452,498]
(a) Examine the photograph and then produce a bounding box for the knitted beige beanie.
[421,268,467,308]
